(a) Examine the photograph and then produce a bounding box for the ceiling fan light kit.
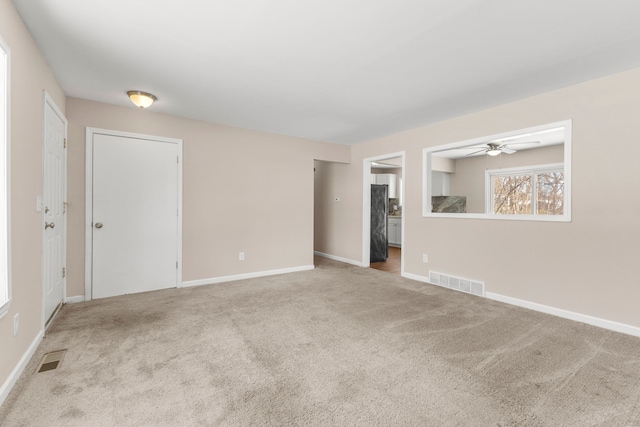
[127,91,157,109]
[464,141,540,157]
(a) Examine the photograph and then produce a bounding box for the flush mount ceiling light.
[127,91,157,109]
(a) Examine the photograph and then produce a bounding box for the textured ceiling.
[12,0,640,145]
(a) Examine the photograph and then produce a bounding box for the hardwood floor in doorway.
[370,246,401,275]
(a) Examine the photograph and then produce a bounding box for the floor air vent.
[36,350,67,373]
[429,271,485,297]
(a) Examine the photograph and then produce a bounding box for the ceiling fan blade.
[501,147,516,154]
[456,144,489,150]
[465,148,487,156]
[502,140,540,147]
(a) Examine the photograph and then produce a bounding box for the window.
[487,164,564,216]
[0,36,10,319]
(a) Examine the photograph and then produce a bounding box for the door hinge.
[176,261,178,269]
[62,267,66,278]
[64,138,67,148]
[177,156,179,164]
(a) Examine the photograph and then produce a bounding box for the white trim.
[314,251,362,267]
[486,292,640,338]
[423,119,572,222]
[42,92,67,329]
[563,120,572,219]
[182,265,314,288]
[176,144,183,288]
[362,161,371,267]
[401,271,640,337]
[0,34,10,320]
[0,330,43,407]
[418,211,571,222]
[64,295,85,304]
[402,272,430,283]
[86,127,182,143]
[0,299,10,320]
[84,129,92,300]
[85,128,183,300]
[362,151,406,271]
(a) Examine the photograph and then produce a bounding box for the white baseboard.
[0,330,44,407]
[64,295,85,304]
[485,292,640,338]
[182,264,315,288]
[403,272,640,338]
[402,272,429,283]
[314,251,363,267]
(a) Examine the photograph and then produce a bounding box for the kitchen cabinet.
[371,173,397,198]
[388,217,402,247]
[431,171,451,196]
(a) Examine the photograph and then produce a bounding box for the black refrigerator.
[370,184,389,262]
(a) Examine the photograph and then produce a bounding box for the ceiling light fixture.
[127,91,157,109]
[486,147,502,156]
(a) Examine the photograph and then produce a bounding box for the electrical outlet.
[239,252,245,261]
[13,313,19,336]
[422,254,428,263]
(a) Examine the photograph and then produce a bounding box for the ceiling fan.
[461,141,541,157]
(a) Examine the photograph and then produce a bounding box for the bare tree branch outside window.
[537,172,564,215]
[492,170,563,215]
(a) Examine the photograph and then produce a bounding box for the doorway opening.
[370,246,401,274]
[362,152,405,276]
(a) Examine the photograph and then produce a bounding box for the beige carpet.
[2,257,640,426]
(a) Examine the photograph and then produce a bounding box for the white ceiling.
[12,0,640,145]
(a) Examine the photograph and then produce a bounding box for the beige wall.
[432,156,455,173]
[320,66,640,328]
[66,98,350,296]
[313,160,361,262]
[0,0,66,392]
[449,144,564,213]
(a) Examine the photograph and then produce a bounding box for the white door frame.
[42,91,67,327]
[362,151,405,273]
[85,128,183,300]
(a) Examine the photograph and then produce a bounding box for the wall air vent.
[428,271,485,297]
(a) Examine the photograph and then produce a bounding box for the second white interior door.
[43,96,66,322]
[91,132,180,299]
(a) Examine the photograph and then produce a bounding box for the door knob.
[95,222,103,229]
[45,222,55,229]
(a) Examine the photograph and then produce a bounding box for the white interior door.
[90,132,180,299]
[43,95,66,324]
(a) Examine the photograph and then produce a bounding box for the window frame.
[485,163,564,216]
[0,35,10,320]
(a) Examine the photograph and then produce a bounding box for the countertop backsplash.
[389,198,402,217]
